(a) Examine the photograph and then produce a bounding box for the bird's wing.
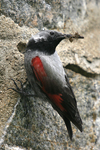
[31,56,82,133]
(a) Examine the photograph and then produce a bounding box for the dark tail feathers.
[71,111,83,132]
[63,116,73,140]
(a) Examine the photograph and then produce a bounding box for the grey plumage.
[24,30,82,140]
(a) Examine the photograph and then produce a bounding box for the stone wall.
[0,0,100,149]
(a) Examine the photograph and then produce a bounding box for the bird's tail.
[71,110,83,132]
[63,116,73,140]
[63,110,82,140]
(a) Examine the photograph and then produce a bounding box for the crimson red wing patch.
[31,56,47,83]
[47,93,65,111]
[31,56,65,111]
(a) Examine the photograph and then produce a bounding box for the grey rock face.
[0,0,87,29]
[1,71,100,150]
[0,0,100,149]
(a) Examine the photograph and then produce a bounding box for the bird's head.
[26,30,66,54]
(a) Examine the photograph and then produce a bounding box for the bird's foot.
[8,78,36,97]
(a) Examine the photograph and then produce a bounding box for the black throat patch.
[26,38,56,55]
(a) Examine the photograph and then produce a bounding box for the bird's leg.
[8,78,37,97]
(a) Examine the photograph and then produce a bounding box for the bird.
[23,30,83,140]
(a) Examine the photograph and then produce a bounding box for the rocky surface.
[0,0,100,150]
[0,0,87,29]
[0,0,100,31]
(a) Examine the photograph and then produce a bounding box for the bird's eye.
[50,31,54,36]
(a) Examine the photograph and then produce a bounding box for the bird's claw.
[8,78,36,97]
[8,78,27,95]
